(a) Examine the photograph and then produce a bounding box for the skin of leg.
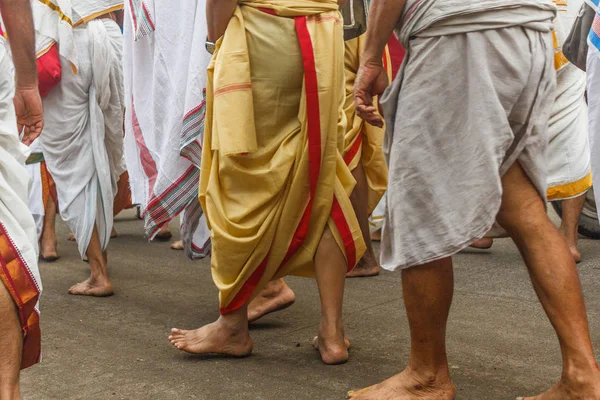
[40,197,58,260]
[349,258,456,399]
[247,278,296,323]
[497,162,600,399]
[169,303,253,357]
[469,237,493,249]
[346,162,381,278]
[556,193,586,263]
[0,283,22,400]
[68,225,114,297]
[312,226,352,365]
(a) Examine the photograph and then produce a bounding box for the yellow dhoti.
[343,35,390,214]
[200,0,366,314]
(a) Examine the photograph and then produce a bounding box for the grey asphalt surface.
[20,209,600,400]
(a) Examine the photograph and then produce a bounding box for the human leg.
[313,227,352,365]
[348,258,456,399]
[497,162,600,400]
[556,193,586,263]
[347,162,381,278]
[68,224,114,297]
[39,196,59,261]
[0,283,22,400]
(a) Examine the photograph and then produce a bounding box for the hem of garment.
[547,171,592,201]
[381,196,501,272]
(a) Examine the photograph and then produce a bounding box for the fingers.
[356,104,384,128]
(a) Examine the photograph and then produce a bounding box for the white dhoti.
[588,9,600,214]
[0,37,42,368]
[123,0,211,259]
[25,141,46,239]
[41,19,125,258]
[547,0,592,201]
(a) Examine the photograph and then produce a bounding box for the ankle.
[217,311,249,332]
[562,358,600,381]
[407,359,451,385]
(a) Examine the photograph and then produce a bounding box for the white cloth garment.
[0,36,42,367]
[41,18,125,258]
[25,140,45,239]
[547,0,591,200]
[123,0,211,259]
[380,7,555,270]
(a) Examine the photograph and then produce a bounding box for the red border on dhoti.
[0,222,41,369]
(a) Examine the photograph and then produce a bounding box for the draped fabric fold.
[201,0,365,314]
[379,1,557,270]
[123,0,212,258]
[0,38,42,369]
[41,18,125,258]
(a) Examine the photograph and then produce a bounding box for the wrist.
[15,74,38,90]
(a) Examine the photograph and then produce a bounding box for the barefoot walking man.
[169,0,366,365]
[351,0,600,398]
[0,0,44,397]
[40,0,125,297]
[245,0,391,323]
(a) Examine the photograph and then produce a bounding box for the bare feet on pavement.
[517,369,600,400]
[311,327,350,365]
[170,240,184,250]
[347,368,456,399]
[470,237,493,249]
[110,227,118,238]
[40,238,59,262]
[155,226,173,241]
[68,276,114,297]
[169,318,253,357]
[248,279,296,323]
[347,251,380,278]
[67,232,76,242]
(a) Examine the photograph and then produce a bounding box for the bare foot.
[168,318,253,357]
[68,277,114,297]
[40,239,59,262]
[347,252,380,278]
[170,240,184,250]
[155,226,172,241]
[311,330,350,365]
[470,237,493,249]
[247,279,296,323]
[110,227,118,239]
[517,371,600,400]
[67,232,76,242]
[348,368,456,399]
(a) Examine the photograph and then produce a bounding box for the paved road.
[21,210,600,399]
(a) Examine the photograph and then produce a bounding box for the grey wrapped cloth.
[379,24,556,270]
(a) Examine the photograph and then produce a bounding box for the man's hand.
[14,86,43,145]
[354,59,389,128]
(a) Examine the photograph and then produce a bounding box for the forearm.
[0,0,37,88]
[362,0,406,63]
[206,0,238,42]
